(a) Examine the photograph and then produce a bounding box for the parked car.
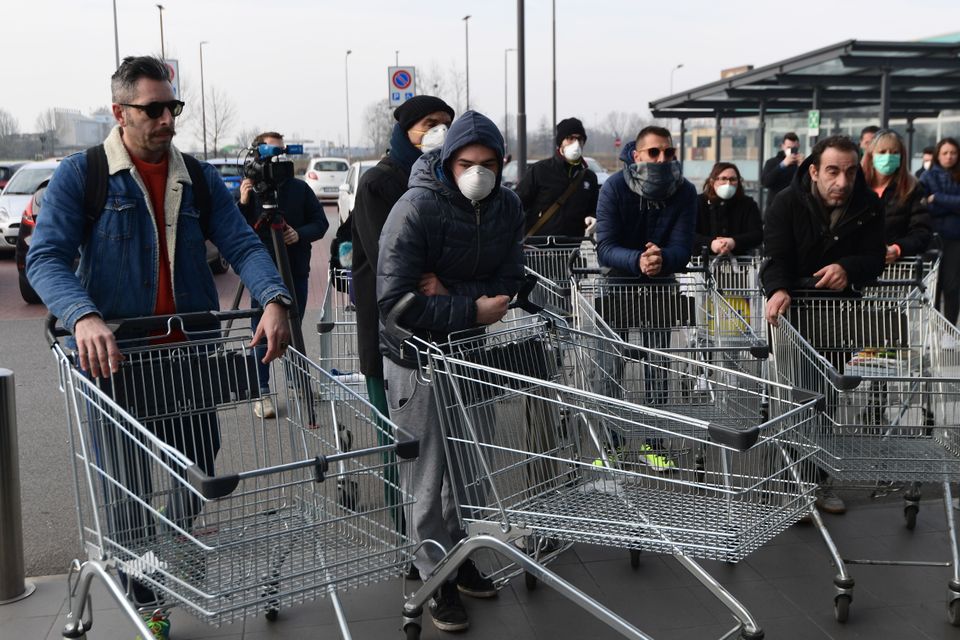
[501,159,538,191]
[304,157,349,201]
[584,156,610,186]
[207,157,244,201]
[0,162,25,190]
[337,160,379,222]
[0,159,60,252]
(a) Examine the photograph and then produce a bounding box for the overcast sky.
[4,0,959,149]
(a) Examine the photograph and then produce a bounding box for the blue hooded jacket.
[376,111,525,366]
[595,140,697,276]
[920,165,960,240]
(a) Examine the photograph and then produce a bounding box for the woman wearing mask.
[694,162,762,256]
[921,138,960,324]
[861,129,931,265]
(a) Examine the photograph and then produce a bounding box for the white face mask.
[923,160,932,170]
[418,124,448,153]
[562,140,582,162]
[456,165,497,201]
[715,183,737,200]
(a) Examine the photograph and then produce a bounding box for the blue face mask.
[872,153,901,176]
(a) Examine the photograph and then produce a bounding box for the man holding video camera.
[239,131,329,418]
[762,132,803,209]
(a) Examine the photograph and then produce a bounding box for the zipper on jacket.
[473,201,481,274]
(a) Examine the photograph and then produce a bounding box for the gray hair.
[111,56,170,103]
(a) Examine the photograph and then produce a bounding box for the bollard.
[0,369,35,604]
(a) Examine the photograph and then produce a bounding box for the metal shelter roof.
[649,40,960,121]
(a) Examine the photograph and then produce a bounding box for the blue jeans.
[252,273,308,392]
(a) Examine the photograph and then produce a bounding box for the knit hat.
[555,117,587,148]
[393,96,455,132]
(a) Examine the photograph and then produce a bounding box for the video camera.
[243,142,304,196]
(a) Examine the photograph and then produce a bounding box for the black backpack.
[83,144,212,238]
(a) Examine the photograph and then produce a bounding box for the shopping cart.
[523,236,595,315]
[387,290,822,639]
[767,278,960,624]
[317,265,366,397]
[689,253,766,338]
[49,311,418,639]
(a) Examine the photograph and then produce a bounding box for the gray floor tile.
[1,615,58,640]
[805,603,931,639]
[687,577,804,623]
[0,580,66,621]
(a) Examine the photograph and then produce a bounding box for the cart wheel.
[404,622,421,639]
[834,594,851,623]
[904,504,919,531]
[525,571,538,591]
[265,608,279,622]
[740,629,764,640]
[630,549,641,569]
[949,598,960,626]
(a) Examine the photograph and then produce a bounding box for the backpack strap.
[181,153,211,239]
[82,145,109,240]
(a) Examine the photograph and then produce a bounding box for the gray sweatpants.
[384,358,470,579]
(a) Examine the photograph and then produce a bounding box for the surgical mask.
[715,183,737,200]
[456,165,497,201]
[417,124,448,153]
[872,153,901,176]
[562,140,582,163]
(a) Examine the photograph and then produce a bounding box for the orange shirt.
[130,155,175,316]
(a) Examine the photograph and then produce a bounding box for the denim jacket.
[27,126,288,331]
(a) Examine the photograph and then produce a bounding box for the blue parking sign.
[404,92,414,100]
[391,92,401,101]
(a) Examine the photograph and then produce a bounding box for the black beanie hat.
[394,96,455,132]
[555,117,587,148]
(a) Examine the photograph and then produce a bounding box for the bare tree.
[204,86,236,157]
[363,99,394,156]
[34,108,60,156]
[0,109,19,138]
[234,126,262,150]
[446,63,466,115]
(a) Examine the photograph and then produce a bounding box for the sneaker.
[816,485,847,514]
[638,444,676,472]
[513,535,562,557]
[456,559,497,599]
[430,580,470,632]
[254,397,276,419]
[141,609,170,640]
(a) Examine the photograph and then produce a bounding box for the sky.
[3,0,959,150]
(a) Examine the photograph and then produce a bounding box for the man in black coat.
[515,117,598,241]
[761,135,885,515]
[761,132,803,208]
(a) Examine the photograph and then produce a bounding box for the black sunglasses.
[120,100,184,119]
[639,146,677,160]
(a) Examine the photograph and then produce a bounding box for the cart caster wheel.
[630,549,641,569]
[525,571,538,591]
[904,504,919,531]
[404,622,421,639]
[740,630,764,640]
[949,599,960,626]
[834,594,851,623]
[265,608,279,622]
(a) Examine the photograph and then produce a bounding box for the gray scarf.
[624,161,683,202]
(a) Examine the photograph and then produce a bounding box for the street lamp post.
[156,4,165,59]
[345,49,352,162]
[670,63,684,94]
[551,0,556,129]
[199,41,209,160]
[504,48,515,153]
[112,0,120,68]
[463,15,471,110]
[516,0,527,181]
[395,50,399,66]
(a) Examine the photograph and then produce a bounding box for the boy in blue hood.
[377,110,525,632]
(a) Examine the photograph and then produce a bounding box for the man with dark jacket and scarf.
[239,131,328,418]
[516,117,598,240]
[351,96,454,417]
[761,132,803,209]
[761,135,885,515]
[377,111,524,632]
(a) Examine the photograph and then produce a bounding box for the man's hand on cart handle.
[250,303,291,363]
[765,290,792,327]
[639,242,663,276]
[813,263,848,291]
[74,314,124,378]
[475,295,510,325]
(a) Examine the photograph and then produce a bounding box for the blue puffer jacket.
[377,111,525,367]
[595,140,697,276]
[920,165,960,240]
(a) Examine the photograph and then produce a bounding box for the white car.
[337,160,379,222]
[304,157,349,201]
[0,159,60,252]
[584,157,611,186]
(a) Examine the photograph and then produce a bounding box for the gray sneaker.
[816,485,847,514]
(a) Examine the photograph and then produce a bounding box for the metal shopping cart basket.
[523,236,596,316]
[688,253,766,338]
[49,311,418,639]
[767,277,960,624]
[317,266,367,397]
[387,289,822,640]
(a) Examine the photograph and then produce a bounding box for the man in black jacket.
[351,95,453,418]
[761,132,803,208]
[516,117,598,241]
[239,131,329,417]
[762,135,885,515]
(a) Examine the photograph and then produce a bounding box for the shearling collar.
[103,125,191,185]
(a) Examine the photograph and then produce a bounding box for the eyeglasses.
[639,146,677,160]
[714,176,739,183]
[120,100,185,119]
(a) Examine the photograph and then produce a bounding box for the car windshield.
[214,163,243,178]
[0,167,15,181]
[585,157,606,174]
[3,167,55,195]
[359,165,373,177]
[314,161,348,172]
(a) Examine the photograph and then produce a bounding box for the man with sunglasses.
[27,55,290,638]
